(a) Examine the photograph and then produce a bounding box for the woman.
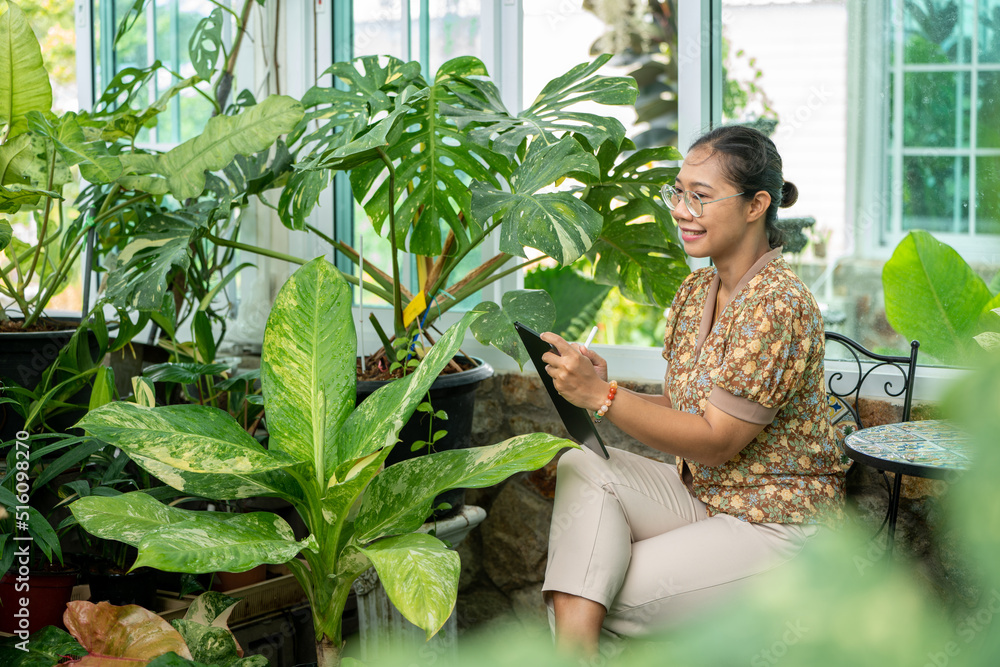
[539,125,847,654]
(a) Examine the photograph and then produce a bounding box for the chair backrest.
[823,331,920,429]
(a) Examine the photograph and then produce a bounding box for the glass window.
[94,0,217,148]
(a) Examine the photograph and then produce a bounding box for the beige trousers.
[542,447,818,637]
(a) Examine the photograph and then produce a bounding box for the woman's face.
[670,147,753,260]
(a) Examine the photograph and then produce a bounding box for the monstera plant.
[101,50,689,368]
[69,258,574,667]
[282,53,690,367]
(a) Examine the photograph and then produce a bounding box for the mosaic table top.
[845,420,972,473]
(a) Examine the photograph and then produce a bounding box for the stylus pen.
[582,325,598,349]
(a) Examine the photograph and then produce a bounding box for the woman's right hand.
[573,343,608,382]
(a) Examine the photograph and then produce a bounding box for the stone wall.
[455,371,974,634]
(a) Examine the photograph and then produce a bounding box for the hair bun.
[779,181,798,208]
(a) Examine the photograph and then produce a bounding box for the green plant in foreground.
[882,229,1000,364]
[69,258,574,667]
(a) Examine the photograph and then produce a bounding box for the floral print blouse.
[661,248,847,525]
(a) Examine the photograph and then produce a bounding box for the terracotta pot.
[0,570,78,633]
[212,564,267,591]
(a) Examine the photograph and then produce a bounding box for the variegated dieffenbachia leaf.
[335,310,481,463]
[132,512,312,574]
[354,433,575,542]
[160,94,304,200]
[321,448,393,525]
[75,403,306,500]
[70,491,233,547]
[262,256,356,481]
[442,53,636,161]
[358,533,460,640]
[470,136,602,265]
[470,290,556,369]
[64,600,193,662]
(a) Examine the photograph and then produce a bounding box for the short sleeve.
[709,282,821,424]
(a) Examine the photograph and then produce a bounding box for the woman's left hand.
[540,332,609,411]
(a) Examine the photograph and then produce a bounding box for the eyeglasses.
[660,184,745,218]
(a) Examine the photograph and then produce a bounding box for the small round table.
[844,419,971,561]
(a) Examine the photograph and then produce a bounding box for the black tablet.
[514,322,610,459]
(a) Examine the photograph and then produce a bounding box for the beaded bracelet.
[594,380,618,423]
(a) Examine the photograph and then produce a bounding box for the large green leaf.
[105,212,200,310]
[335,310,481,463]
[76,402,305,500]
[358,533,460,640]
[590,199,691,307]
[71,491,231,548]
[350,56,510,255]
[64,600,193,662]
[262,257,355,480]
[133,512,309,574]
[524,265,612,341]
[26,111,123,183]
[160,95,304,200]
[0,0,52,130]
[355,433,575,541]
[883,230,992,364]
[0,626,87,667]
[470,290,556,369]
[442,54,636,161]
[471,136,602,265]
[0,219,11,251]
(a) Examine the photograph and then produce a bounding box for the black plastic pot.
[0,323,87,442]
[356,356,494,520]
[87,567,157,609]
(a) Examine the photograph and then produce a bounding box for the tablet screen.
[514,322,609,459]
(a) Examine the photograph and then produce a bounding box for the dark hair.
[689,125,798,249]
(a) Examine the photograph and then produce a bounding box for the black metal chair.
[823,331,920,554]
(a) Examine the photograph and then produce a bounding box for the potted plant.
[0,590,266,667]
[69,258,574,667]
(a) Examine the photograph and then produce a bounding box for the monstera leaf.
[27,111,123,184]
[524,265,612,341]
[470,136,603,265]
[189,8,224,82]
[160,95,304,200]
[443,54,637,161]
[278,56,422,230]
[470,290,556,369]
[0,0,52,132]
[350,56,510,255]
[105,212,202,310]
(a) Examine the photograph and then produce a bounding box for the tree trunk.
[316,636,343,667]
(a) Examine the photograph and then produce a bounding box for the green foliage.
[524,265,612,342]
[882,230,996,364]
[71,259,575,658]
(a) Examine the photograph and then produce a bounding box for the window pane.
[901,156,970,233]
[977,157,1000,234]
[902,72,965,148]
[980,0,1000,62]
[429,0,481,74]
[978,72,1000,148]
[902,0,969,64]
[355,1,406,59]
